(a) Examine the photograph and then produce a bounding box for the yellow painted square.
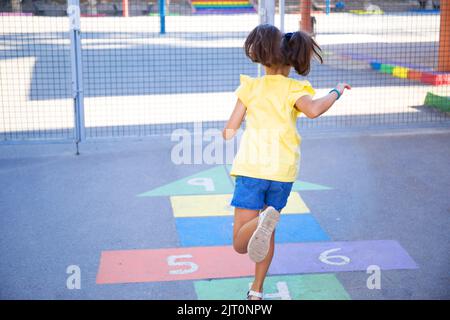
[392,66,408,79]
[170,192,310,217]
[283,193,310,214]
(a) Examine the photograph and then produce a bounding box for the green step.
[424,92,450,113]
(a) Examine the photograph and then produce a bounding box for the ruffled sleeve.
[234,74,254,107]
[287,79,316,112]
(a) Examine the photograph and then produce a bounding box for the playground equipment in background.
[331,52,450,86]
[370,61,450,86]
[190,0,256,14]
[312,0,335,12]
[333,0,449,85]
[349,1,383,15]
[349,9,384,15]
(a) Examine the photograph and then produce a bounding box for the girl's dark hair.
[281,31,323,76]
[244,24,283,67]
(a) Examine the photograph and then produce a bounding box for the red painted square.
[96,246,254,284]
[421,72,450,85]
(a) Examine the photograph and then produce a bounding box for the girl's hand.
[336,83,352,95]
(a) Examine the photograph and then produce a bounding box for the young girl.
[223,24,351,300]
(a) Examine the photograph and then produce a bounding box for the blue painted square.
[176,215,233,247]
[176,214,330,247]
[370,62,381,70]
[277,215,330,243]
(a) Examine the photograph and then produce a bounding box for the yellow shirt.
[230,74,315,182]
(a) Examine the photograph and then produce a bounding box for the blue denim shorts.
[230,176,294,212]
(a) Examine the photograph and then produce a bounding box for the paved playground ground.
[0,125,449,299]
[1,9,449,300]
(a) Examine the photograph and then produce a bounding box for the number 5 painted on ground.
[167,254,199,275]
[319,248,351,266]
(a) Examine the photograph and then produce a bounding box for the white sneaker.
[247,290,263,300]
[247,206,280,263]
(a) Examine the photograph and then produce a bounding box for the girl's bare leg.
[232,208,259,254]
[233,207,276,299]
[252,231,275,293]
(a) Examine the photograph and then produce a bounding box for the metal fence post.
[160,0,166,34]
[258,0,275,76]
[123,0,129,17]
[280,0,285,32]
[259,0,275,25]
[67,0,85,155]
[300,0,312,34]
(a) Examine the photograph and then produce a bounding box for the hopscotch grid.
[96,166,418,299]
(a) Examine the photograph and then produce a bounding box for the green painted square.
[380,64,395,74]
[194,274,350,300]
[137,166,234,196]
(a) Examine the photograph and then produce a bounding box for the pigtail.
[281,31,323,76]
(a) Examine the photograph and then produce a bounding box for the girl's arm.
[295,83,351,119]
[222,99,246,140]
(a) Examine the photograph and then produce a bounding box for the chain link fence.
[0,5,74,141]
[1,0,449,142]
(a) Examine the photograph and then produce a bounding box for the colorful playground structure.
[190,0,256,14]
[370,61,450,86]
[337,52,450,86]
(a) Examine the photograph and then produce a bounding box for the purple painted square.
[268,240,418,275]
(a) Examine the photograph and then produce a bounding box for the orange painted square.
[407,70,422,81]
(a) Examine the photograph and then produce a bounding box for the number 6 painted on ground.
[167,254,199,275]
[319,248,351,266]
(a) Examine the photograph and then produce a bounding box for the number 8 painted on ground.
[319,248,351,266]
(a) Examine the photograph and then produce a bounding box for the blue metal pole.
[159,0,165,34]
[326,0,330,15]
